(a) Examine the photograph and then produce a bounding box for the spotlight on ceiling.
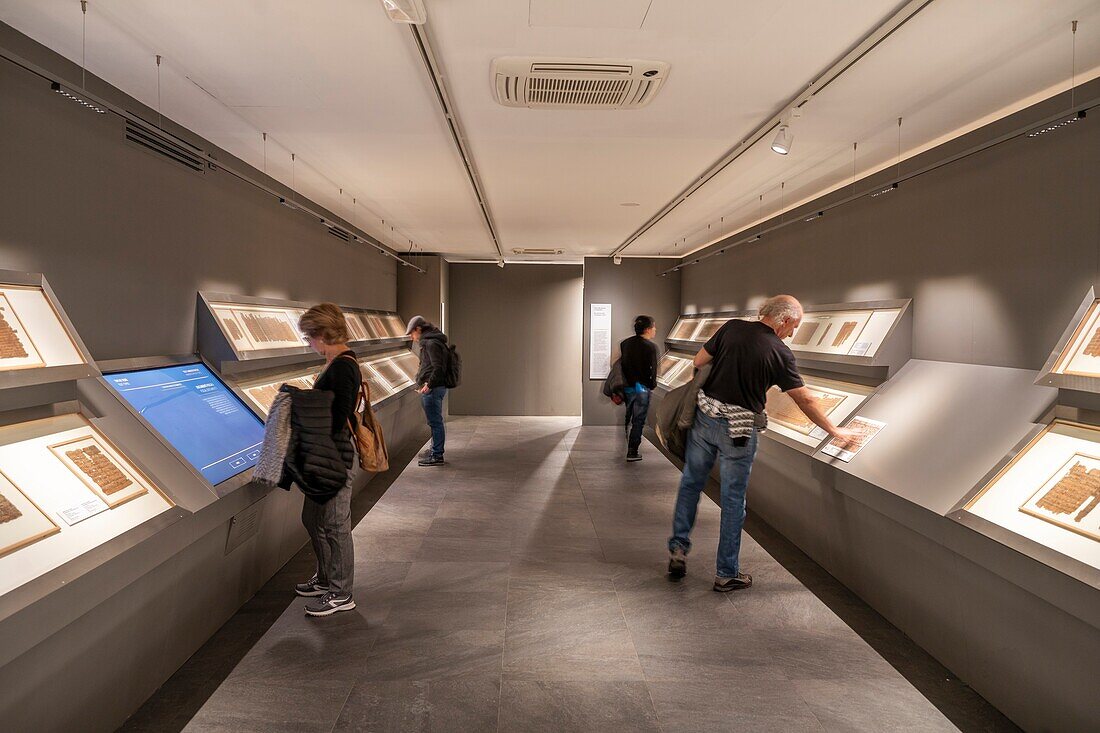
[613,255,623,265]
[771,124,793,155]
[497,258,505,269]
[380,0,427,23]
[50,81,107,114]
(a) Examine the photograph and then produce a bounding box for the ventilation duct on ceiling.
[491,57,669,109]
[124,122,205,172]
[511,248,564,255]
[326,225,351,242]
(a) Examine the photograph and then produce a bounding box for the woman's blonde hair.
[298,302,349,344]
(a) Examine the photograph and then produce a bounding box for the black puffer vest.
[277,385,351,503]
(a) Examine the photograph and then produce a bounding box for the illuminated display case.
[0,271,198,609]
[231,348,420,417]
[198,291,410,367]
[668,300,911,378]
[960,420,1100,572]
[662,300,912,456]
[764,375,874,450]
[0,272,96,389]
[1037,287,1100,395]
[657,351,695,390]
[0,413,175,595]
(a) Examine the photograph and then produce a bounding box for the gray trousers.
[301,475,354,594]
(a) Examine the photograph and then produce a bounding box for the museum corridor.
[119,418,1013,732]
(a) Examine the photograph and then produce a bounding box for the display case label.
[57,497,108,526]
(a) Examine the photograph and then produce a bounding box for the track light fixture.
[1027,110,1086,138]
[870,183,899,198]
[51,82,107,114]
[613,255,623,265]
[771,124,793,155]
[803,211,823,223]
[497,258,505,269]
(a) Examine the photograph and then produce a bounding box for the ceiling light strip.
[0,44,425,274]
[610,0,934,258]
[658,99,1096,276]
[408,24,505,260]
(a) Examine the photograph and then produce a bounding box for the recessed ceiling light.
[619,202,640,207]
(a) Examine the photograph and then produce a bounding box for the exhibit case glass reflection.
[965,420,1100,571]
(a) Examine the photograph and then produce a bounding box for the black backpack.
[444,344,462,388]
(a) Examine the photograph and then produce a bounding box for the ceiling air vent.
[512,248,564,255]
[491,57,669,109]
[124,121,205,172]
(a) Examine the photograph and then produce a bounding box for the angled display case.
[197,291,410,373]
[0,271,97,390]
[195,292,419,422]
[0,271,207,620]
[660,300,912,454]
[1037,286,1100,395]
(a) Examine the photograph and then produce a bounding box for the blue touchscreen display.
[105,363,265,486]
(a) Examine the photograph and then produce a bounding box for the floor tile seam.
[324,676,361,733]
[496,517,514,733]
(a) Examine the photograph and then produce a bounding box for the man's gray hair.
[758,296,802,322]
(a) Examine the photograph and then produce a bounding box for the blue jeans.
[421,386,447,458]
[623,384,651,454]
[669,408,759,578]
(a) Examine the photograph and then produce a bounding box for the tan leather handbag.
[341,356,389,473]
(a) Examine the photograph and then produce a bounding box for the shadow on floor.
[645,428,1019,733]
[117,434,427,733]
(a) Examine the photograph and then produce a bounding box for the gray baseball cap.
[405,315,428,335]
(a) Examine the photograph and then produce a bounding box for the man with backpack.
[405,315,457,467]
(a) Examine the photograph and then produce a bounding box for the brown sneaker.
[713,573,752,592]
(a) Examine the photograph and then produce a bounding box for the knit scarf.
[696,390,767,440]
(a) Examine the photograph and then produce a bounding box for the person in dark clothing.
[620,315,658,462]
[667,295,857,592]
[294,303,361,617]
[406,315,450,467]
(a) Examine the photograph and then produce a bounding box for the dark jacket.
[277,385,353,503]
[620,335,658,389]
[655,364,710,462]
[416,329,450,389]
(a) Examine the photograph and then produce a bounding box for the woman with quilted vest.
[294,303,362,617]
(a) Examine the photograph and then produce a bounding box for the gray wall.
[680,79,1100,371]
[0,24,396,362]
[449,263,582,416]
[582,257,681,425]
[397,254,446,328]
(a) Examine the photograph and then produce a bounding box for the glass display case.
[764,375,874,449]
[0,413,175,595]
[786,306,904,358]
[964,420,1100,571]
[199,292,410,367]
[657,351,695,390]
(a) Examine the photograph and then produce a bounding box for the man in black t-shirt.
[619,315,658,462]
[668,295,857,592]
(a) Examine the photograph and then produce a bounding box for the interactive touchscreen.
[104,363,265,486]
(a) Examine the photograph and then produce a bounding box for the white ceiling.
[1,1,1098,260]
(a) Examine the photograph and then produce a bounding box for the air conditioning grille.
[492,57,669,110]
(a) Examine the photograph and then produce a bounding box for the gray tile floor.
[122,416,1019,732]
